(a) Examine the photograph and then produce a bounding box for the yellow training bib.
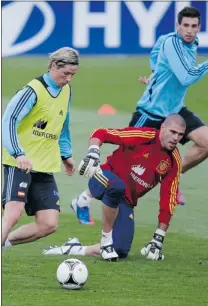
[3,76,71,173]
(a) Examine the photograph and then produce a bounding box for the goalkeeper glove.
[140,229,165,260]
[78,145,101,178]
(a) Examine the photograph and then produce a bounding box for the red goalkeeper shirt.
[90,127,182,224]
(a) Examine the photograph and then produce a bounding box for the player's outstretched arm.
[88,127,156,147]
[78,127,156,178]
[141,149,181,260]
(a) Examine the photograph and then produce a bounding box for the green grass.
[2,57,208,306]
[3,215,208,306]
[3,214,208,306]
[2,56,208,120]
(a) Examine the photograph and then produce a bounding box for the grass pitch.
[2,57,208,306]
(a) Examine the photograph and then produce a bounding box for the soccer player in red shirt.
[43,114,185,261]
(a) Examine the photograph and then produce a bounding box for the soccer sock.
[3,239,12,249]
[77,190,93,208]
[101,230,113,246]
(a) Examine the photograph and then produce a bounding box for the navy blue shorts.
[89,170,134,258]
[2,166,60,216]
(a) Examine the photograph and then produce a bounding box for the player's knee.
[37,220,58,237]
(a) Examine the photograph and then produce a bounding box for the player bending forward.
[43,114,185,261]
[71,6,208,225]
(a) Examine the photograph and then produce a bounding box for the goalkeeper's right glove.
[140,229,165,260]
[78,145,101,178]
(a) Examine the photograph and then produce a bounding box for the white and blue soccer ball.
[56,258,88,290]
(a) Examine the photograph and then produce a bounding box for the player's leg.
[182,126,208,173]
[2,201,25,246]
[44,201,134,257]
[7,210,59,245]
[179,107,207,173]
[7,173,59,245]
[112,201,135,258]
[71,189,95,225]
[42,237,100,256]
[89,170,126,261]
[2,166,31,247]
[43,201,134,258]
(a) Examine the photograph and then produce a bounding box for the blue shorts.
[89,170,134,258]
[2,166,60,216]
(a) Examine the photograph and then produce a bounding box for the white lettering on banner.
[2,1,208,56]
[73,2,121,48]
[73,1,208,49]
[2,2,55,57]
[123,1,172,47]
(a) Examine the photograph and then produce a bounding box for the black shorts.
[2,166,60,216]
[129,107,205,145]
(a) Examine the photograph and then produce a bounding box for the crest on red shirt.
[156,160,169,175]
[143,153,149,158]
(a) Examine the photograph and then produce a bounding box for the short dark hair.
[178,6,200,24]
[163,114,186,129]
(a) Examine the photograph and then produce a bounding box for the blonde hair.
[48,47,79,69]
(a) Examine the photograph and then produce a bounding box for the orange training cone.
[97,104,117,115]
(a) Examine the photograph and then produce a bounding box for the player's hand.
[141,242,164,260]
[78,145,100,178]
[16,155,33,174]
[138,76,150,85]
[140,231,165,260]
[63,157,75,176]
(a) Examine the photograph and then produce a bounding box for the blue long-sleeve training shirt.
[137,32,208,119]
[2,73,72,159]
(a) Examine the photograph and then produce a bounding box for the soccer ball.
[56,258,88,290]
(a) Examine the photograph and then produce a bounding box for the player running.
[2,47,78,249]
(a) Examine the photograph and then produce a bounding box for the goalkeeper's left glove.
[78,145,101,178]
[140,229,165,260]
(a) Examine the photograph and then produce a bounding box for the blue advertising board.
[2,1,208,56]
